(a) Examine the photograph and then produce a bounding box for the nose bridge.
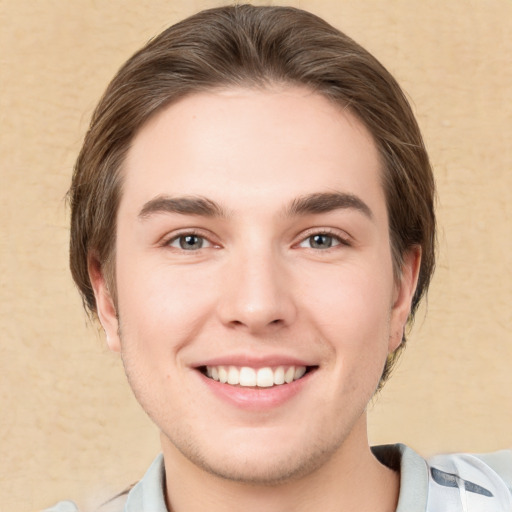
[218,238,295,332]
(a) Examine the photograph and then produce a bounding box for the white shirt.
[45,444,512,512]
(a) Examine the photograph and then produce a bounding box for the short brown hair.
[69,4,436,386]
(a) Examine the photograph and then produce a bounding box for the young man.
[50,4,511,512]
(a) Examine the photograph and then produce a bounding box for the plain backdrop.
[1,1,511,510]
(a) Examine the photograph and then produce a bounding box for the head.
[69,6,435,484]
[70,4,435,388]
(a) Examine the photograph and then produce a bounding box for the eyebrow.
[138,191,373,221]
[138,195,229,219]
[285,192,373,219]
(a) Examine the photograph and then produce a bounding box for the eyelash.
[161,228,351,253]
[163,229,218,251]
[296,228,351,251]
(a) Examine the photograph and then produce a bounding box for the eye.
[167,233,212,251]
[299,232,344,250]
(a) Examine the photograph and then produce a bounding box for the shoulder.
[40,485,130,512]
[426,449,512,511]
[40,502,79,512]
[41,494,128,512]
[40,455,164,512]
[472,449,512,487]
[373,444,512,512]
[428,449,512,487]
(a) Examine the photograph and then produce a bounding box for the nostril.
[228,318,284,329]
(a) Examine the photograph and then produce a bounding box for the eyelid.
[295,227,352,248]
[160,228,221,249]
[158,226,351,250]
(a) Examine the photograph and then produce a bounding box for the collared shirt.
[45,444,512,512]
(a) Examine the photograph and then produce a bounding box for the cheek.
[301,262,393,333]
[299,263,393,376]
[115,256,218,351]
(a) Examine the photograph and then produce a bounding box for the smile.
[202,365,309,387]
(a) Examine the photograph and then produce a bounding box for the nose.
[216,245,297,334]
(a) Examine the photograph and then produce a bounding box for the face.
[91,86,419,484]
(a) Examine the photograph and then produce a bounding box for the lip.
[194,365,317,411]
[193,354,314,369]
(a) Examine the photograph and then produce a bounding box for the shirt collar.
[372,443,429,512]
[125,444,429,512]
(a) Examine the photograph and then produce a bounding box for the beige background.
[1,0,511,510]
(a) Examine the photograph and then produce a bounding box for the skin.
[90,86,420,512]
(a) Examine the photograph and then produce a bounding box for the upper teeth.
[205,365,307,387]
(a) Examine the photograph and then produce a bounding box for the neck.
[160,417,400,512]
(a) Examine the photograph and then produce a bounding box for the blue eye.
[299,233,341,249]
[168,234,210,250]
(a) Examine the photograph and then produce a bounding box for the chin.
[165,425,343,486]
[191,450,332,486]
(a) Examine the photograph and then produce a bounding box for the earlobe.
[88,253,121,353]
[389,247,422,353]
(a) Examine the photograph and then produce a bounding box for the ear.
[88,252,121,353]
[388,246,422,353]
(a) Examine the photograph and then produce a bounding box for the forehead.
[121,86,386,219]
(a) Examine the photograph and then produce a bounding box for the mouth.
[199,365,317,388]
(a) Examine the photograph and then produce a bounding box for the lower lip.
[196,370,315,411]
